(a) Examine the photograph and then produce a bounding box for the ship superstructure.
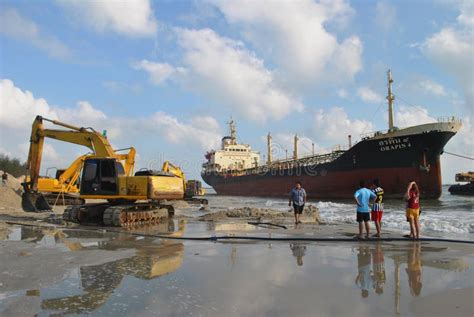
[201,71,462,199]
[203,120,260,173]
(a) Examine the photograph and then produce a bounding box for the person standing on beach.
[1,172,7,186]
[354,180,376,239]
[289,181,306,224]
[405,181,421,239]
[371,179,384,237]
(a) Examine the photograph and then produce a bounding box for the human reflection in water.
[406,242,423,296]
[371,243,386,294]
[290,243,306,266]
[355,246,371,298]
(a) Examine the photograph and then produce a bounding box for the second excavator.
[22,115,204,227]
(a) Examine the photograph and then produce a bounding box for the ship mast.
[228,118,237,145]
[293,134,299,160]
[387,70,395,131]
[267,133,272,164]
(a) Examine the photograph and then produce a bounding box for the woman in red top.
[405,181,421,239]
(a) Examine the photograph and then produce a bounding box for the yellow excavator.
[22,115,199,226]
[36,147,137,206]
[162,161,207,204]
[33,154,87,206]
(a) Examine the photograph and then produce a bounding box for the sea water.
[206,185,474,240]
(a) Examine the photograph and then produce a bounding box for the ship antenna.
[387,69,395,131]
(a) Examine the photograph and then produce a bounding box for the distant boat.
[201,70,462,199]
[448,172,474,196]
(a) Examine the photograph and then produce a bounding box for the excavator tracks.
[64,203,174,227]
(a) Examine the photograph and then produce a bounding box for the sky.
[0,0,472,183]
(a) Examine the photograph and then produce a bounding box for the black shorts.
[356,212,370,222]
[293,204,305,214]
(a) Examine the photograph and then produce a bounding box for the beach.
[0,188,473,316]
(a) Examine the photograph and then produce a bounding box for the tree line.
[0,154,27,177]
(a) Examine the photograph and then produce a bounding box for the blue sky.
[0,0,472,183]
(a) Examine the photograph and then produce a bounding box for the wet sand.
[1,218,473,316]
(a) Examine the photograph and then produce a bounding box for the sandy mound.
[0,172,25,211]
[0,171,23,191]
[0,186,22,210]
[200,204,321,223]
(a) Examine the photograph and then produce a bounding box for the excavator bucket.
[21,191,52,212]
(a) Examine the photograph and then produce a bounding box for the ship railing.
[214,150,346,177]
[360,129,389,140]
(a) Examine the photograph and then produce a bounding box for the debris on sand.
[170,200,190,209]
[199,204,322,223]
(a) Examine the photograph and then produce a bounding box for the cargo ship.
[201,71,462,199]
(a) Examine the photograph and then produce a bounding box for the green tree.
[0,154,27,177]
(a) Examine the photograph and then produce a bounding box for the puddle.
[0,224,473,316]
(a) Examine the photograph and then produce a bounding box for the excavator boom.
[22,115,134,212]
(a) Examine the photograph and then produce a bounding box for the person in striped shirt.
[371,179,384,237]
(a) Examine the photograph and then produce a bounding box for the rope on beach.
[444,151,474,160]
[5,221,474,245]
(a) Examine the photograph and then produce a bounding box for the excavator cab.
[80,158,125,195]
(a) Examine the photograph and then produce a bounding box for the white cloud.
[146,112,221,150]
[0,8,71,59]
[209,0,362,86]
[0,79,222,174]
[357,87,383,104]
[337,89,348,99]
[58,0,157,37]
[374,1,397,31]
[173,28,303,121]
[419,79,447,96]
[0,79,58,128]
[394,105,436,128]
[132,60,186,85]
[457,0,474,27]
[314,107,374,145]
[422,3,474,112]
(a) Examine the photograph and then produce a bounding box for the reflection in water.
[3,221,187,315]
[41,237,184,314]
[1,222,473,316]
[355,246,371,298]
[371,243,386,295]
[406,242,422,296]
[290,243,306,266]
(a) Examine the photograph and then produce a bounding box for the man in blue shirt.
[354,180,376,239]
[289,181,306,224]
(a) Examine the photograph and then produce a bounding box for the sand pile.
[200,204,322,223]
[0,186,22,210]
[0,171,23,191]
[0,172,24,210]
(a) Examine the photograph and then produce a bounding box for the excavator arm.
[22,115,134,212]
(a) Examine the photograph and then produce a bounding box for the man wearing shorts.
[354,180,376,239]
[371,179,384,237]
[289,181,306,224]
